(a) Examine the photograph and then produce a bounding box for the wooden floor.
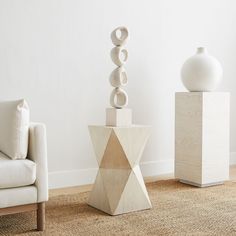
[50,165,236,197]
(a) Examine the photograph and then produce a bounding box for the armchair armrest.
[28,123,48,202]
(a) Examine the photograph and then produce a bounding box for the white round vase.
[181,47,223,92]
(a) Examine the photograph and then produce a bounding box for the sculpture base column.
[88,125,152,215]
[106,108,132,127]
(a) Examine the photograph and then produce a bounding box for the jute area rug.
[1,180,236,236]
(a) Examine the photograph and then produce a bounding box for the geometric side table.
[88,125,152,215]
[175,92,230,187]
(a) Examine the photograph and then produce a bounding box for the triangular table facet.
[88,125,152,215]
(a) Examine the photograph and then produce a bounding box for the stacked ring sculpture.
[109,27,129,109]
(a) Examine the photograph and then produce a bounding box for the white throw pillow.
[0,99,30,160]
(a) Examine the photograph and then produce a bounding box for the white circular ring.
[110,88,128,108]
[109,67,128,87]
[110,46,128,66]
[111,27,129,46]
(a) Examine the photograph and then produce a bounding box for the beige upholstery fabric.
[0,152,36,189]
[0,122,48,208]
[0,186,37,208]
[0,99,30,160]
[28,123,48,203]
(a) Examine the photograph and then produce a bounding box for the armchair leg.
[37,202,45,231]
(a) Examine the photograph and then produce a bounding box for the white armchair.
[0,123,48,231]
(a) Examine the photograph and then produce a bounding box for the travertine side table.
[88,125,152,215]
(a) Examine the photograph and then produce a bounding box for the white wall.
[0,0,236,188]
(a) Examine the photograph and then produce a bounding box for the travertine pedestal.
[88,125,152,215]
[175,92,230,187]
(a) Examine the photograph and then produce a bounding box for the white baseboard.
[140,159,174,177]
[49,168,97,189]
[49,152,236,189]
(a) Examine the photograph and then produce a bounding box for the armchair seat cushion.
[0,152,36,189]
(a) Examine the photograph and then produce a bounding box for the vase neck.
[197,47,207,54]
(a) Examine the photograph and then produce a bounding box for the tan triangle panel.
[100,130,131,169]
[114,126,151,167]
[100,168,132,214]
[114,168,152,215]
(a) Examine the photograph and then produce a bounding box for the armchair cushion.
[0,186,37,208]
[0,99,30,160]
[0,152,36,189]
